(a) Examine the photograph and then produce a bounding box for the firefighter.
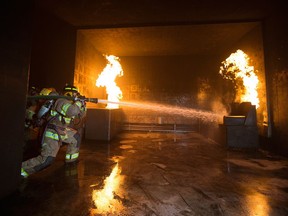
[23,87,57,160]
[21,85,86,178]
[24,86,40,129]
[25,87,57,129]
[62,84,87,144]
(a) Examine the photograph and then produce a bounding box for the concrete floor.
[2,131,288,216]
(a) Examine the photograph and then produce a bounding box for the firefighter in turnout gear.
[25,87,57,129]
[21,85,86,178]
[62,84,87,146]
[24,86,40,129]
[23,87,57,161]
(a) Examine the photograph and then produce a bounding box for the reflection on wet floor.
[2,131,288,216]
[91,161,125,215]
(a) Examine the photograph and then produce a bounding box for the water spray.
[97,99,223,123]
[27,96,223,123]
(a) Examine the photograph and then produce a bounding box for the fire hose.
[27,95,99,104]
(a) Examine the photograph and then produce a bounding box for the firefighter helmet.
[62,84,79,97]
[39,88,58,96]
[28,86,39,96]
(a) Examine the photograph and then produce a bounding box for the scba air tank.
[37,100,54,119]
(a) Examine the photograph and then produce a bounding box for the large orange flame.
[96,55,123,108]
[219,49,259,108]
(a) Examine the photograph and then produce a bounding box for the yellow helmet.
[39,88,57,96]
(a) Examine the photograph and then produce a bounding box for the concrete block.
[223,116,246,125]
[85,108,123,141]
[225,125,259,148]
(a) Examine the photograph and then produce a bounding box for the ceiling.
[79,23,259,56]
[35,0,276,56]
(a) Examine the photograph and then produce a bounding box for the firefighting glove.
[74,95,87,108]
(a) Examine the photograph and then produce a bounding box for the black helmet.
[63,84,79,96]
[28,86,39,96]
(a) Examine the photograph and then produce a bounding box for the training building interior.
[1,1,288,215]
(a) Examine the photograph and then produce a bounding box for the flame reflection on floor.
[245,192,270,216]
[90,163,124,215]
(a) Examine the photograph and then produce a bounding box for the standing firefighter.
[21,85,87,178]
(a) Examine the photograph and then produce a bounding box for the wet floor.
[2,131,288,216]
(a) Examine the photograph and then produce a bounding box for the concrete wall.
[263,8,288,156]
[29,7,76,92]
[73,45,227,138]
[118,55,226,125]
[74,31,107,102]
[0,1,33,199]
[0,3,77,199]
[73,33,267,142]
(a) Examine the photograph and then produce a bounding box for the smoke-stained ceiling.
[35,0,275,56]
[78,23,258,56]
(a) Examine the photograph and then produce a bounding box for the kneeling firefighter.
[23,87,57,161]
[21,85,87,178]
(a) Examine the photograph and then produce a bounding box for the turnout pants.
[22,126,80,175]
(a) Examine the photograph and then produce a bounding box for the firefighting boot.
[65,152,79,164]
[21,168,29,178]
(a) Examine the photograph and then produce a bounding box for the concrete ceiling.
[35,0,275,56]
[79,23,259,56]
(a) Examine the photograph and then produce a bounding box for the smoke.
[210,97,229,122]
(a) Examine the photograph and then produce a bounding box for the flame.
[96,55,124,108]
[91,163,124,215]
[219,49,259,108]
